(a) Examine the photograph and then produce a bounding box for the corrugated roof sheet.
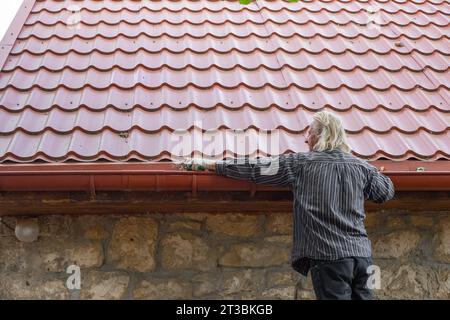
[0,0,449,163]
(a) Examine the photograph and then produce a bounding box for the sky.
[0,1,23,41]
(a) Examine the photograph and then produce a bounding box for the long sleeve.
[363,167,395,203]
[215,153,301,188]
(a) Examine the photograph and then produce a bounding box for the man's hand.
[180,158,217,172]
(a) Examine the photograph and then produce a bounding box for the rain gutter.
[0,161,448,195]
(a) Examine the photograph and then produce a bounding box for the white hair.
[311,111,351,153]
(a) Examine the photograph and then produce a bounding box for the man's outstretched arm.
[183,154,301,188]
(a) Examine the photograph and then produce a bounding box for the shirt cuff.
[215,160,227,175]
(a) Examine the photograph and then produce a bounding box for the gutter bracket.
[89,175,96,200]
[122,174,130,190]
[250,183,256,197]
[155,175,161,192]
[191,175,198,198]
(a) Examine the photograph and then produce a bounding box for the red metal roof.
[0,0,449,164]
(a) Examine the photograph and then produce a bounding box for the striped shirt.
[215,149,395,276]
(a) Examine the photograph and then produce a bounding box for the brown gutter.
[0,161,449,193]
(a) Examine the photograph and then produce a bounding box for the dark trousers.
[309,256,373,300]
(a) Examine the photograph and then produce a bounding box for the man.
[182,111,394,300]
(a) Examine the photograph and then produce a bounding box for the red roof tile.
[0,0,449,163]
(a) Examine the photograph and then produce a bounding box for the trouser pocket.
[310,258,354,300]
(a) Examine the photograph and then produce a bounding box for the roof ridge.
[0,0,36,71]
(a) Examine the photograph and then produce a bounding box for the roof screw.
[416,167,425,172]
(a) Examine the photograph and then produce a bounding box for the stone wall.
[0,210,449,300]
